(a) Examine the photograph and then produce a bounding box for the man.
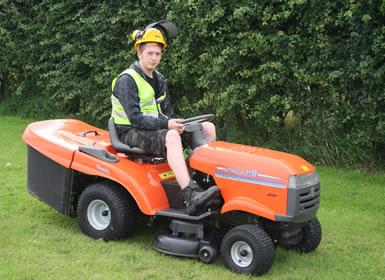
[111,22,220,215]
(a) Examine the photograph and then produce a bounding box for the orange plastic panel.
[189,141,315,220]
[71,150,173,215]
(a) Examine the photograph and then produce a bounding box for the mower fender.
[220,197,276,221]
[71,149,171,215]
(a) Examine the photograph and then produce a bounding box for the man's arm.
[113,74,169,130]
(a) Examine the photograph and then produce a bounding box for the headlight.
[288,171,320,189]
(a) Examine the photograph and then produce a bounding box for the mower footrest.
[156,208,219,221]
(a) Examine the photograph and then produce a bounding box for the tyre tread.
[220,224,274,276]
[299,217,322,253]
[77,181,138,240]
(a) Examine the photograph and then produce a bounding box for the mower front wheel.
[77,181,138,241]
[296,217,322,253]
[220,224,274,276]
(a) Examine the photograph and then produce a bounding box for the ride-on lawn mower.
[22,114,321,277]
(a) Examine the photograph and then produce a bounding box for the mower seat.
[108,117,148,155]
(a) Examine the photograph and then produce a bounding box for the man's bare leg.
[165,129,190,188]
[165,129,220,215]
[166,122,215,188]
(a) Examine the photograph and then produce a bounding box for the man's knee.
[202,122,216,142]
[165,129,182,147]
[202,121,215,132]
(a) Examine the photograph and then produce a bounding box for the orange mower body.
[22,118,321,277]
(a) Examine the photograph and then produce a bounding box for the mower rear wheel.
[220,224,274,276]
[77,181,138,241]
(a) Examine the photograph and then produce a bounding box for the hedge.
[1,0,384,168]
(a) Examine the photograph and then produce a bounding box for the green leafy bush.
[1,0,384,168]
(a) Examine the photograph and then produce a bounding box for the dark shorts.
[121,128,168,158]
[120,128,192,159]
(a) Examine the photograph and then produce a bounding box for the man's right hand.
[168,119,185,134]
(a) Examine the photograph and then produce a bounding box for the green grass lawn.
[0,116,384,279]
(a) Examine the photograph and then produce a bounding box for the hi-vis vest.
[111,68,167,125]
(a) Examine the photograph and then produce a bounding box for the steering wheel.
[178,114,215,125]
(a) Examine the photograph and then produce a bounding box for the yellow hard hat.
[132,28,167,51]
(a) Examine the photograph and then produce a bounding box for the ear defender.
[132,30,144,42]
[131,21,178,51]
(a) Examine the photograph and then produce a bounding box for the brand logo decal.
[310,187,315,198]
[96,165,110,174]
[216,167,257,177]
[215,167,285,188]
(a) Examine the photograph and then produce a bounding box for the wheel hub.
[231,241,253,267]
[102,210,109,216]
[87,199,111,230]
[240,250,248,257]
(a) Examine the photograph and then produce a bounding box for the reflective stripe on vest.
[111,68,167,125]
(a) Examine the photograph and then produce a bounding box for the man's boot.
[179,180,221,215]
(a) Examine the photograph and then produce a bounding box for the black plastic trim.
[79,145,119,163]
[156,208,220,221]
[160,181,183,209]
[275,182,320,223]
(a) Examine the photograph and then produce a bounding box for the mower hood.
[188,141,316,220]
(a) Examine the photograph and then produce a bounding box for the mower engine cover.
[188,141,320,223]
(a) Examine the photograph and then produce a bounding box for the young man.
[111,25,220,215]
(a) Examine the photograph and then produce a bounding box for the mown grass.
[0,116,384,279]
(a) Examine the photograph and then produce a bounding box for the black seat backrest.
[108,117,148,155]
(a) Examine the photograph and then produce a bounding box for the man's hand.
[168,119,185,134]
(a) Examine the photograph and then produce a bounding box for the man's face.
[138,43,162,74]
